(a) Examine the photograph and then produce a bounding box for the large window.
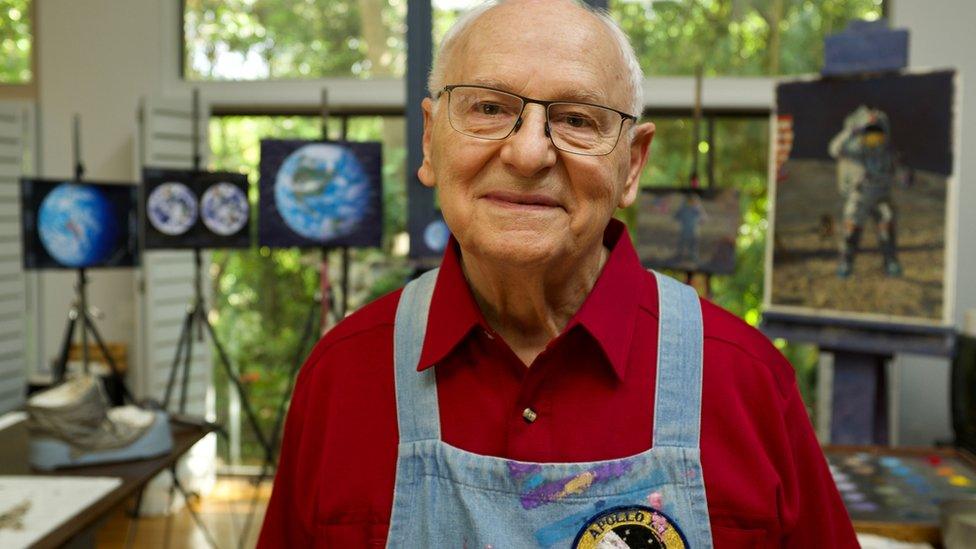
[208,114,407,467]
[183,0,407,80]
[433,0,883,77]
[0,0,32,84]
[613,0,884,76]
[185,0,884,80]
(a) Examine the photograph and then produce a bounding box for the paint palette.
[824,446,976,539]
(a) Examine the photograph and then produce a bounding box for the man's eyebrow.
[465,78,609,105]
[552,88,609,105]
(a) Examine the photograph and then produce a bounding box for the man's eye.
[565,115,590,128]
[475,102,502,116]
[556,113,594,128]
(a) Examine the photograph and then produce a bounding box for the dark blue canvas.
[258,140,383,249]
[20,179,140,269]
[142,168,252,250]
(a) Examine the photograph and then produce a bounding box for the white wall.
[890,0,976,445]
[34,0,166,377]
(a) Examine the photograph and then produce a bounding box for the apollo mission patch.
[572,505,687,549]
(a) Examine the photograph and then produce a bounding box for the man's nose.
[499,104,557,178]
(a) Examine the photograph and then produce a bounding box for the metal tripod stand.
[154,248,273,549]
[50,118,135,402]
[53,268,135,404]
[161,247,272,456]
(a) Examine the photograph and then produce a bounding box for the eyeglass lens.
[447,86,623,155]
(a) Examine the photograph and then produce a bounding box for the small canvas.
[636,187,740,275]
[143,168,251,249]
[20,179,139,269]
[258,140,383,249]
[766,70,956,325]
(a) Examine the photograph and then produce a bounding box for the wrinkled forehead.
[444,1,631,110]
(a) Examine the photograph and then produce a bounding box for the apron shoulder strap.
[651,271,705,449]
[392,268,441,443]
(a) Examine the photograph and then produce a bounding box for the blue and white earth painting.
[201,182,249,236]
[424,219,451,252]
[274,143,372,242]
[37,183,120,267]
[147,182,197,236]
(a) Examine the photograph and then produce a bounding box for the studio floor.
[95,478,272,549]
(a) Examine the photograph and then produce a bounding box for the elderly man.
[259,0,857,547]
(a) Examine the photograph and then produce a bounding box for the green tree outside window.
[0,0,32,84]
[184,0,406,80]
[613,0,883,76]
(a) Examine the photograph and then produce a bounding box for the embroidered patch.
[572,505,687,549]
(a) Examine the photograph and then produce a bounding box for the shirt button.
[522,407,538,423]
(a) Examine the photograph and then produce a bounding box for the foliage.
[613,0,883,76]
[0,0,31,83]
[184,0,406,79]
[208,116,320,464]
[185,0,882,81]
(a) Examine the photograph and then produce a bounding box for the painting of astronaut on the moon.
[636,187,740,275]
[766,70,956,324]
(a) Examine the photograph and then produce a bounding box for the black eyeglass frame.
[435,84,639,156]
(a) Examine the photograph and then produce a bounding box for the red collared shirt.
[259,221,857,548]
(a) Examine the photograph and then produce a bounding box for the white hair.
[427,0,645,118]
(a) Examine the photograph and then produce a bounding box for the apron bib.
[387,269,713,548]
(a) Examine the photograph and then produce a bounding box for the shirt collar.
[417,219,646,381]
[567,220,644,380]
[416,237,487,371]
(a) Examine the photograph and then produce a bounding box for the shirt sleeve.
[779,386,859,547]
[257,362,315,547]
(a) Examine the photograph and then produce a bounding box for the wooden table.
[0,418,212,549]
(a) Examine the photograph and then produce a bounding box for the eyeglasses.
[436,85,637,156]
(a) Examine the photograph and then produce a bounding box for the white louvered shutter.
[0,102,33,414]
[136,97,212,417]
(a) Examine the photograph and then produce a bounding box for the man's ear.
[619,121,655,208]
[417,97,436,188]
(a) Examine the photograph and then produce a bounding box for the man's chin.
[462,233,565,269]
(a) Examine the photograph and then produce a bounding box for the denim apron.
[387,269,713,548]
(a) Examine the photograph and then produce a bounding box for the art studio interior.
[1,0,976,547]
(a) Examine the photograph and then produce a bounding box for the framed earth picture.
[142,168,251,249]
[258,140,383,249]
[20,179,139,269]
